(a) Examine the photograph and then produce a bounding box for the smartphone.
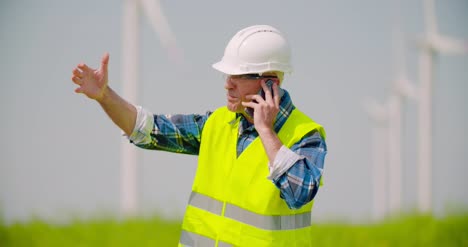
[245,78,281,119]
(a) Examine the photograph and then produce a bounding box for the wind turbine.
[386,2,419,214]
[121,0,181,216]
[415,0,468,212]
[364,99,389,220]
[363,12,418,220]
[386,31,414,215]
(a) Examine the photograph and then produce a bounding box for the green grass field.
[1,213,467,246]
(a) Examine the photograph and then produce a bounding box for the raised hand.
[71,53,110,101]
[242,80,280,133]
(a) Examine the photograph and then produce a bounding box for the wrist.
[96,86,111,104]
[256,126,275,137]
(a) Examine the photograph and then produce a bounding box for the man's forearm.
[97,86,137,136]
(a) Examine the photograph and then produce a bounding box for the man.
[71,25,327,246]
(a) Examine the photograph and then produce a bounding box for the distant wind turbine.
[364,6,420,218]
[121,0,182,216]
[364,98,388,220]
[415,0,468,212]
[386,3,419,214]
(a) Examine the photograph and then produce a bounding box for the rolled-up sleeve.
[269,131,327,209]
[125,105,210,155]
[127,105,155,145]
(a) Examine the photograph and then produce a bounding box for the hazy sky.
[1,0,467,224]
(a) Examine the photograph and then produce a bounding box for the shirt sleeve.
[269,131,327,209]
[127,105,211,155]
[127,105,155,145]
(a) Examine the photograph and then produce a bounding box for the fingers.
[71,75,83,85]
[261,80,280,108]
[77,63,90,72]
[272,83,280,106]
[74,87,83,94]
[245,94,264,104]
[241,101,255,109]
[260,81,274,101]
[71,53,109,95]
[72,68,83,78]
[100,52,109,75]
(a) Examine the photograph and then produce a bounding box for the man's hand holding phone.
[242,79,281,132]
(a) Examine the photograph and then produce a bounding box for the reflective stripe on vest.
[179,230,232,247]
[189,191,311,230]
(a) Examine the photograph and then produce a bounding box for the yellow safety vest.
[179,106,325,247]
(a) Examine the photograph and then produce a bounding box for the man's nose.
[224,78,235,90]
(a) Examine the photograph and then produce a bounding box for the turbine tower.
[387,29,416,215]
[364,99,388,220]
[386,1,419,214]
[415,0,468,212]
[364,10,417,219]
[121,0,181,216]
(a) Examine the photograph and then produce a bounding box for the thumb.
[100,52,110,74]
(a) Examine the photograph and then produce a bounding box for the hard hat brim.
[212,61,244,75]
[212,60,292,75]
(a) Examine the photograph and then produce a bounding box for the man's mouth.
[227,93,238,101]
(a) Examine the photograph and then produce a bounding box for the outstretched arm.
[71,53,136,136]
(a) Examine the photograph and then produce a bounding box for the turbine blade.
[392,27,408,81]
[139,0,183,63]
[423,0,438,34]
[363,98,388,123]
[395,78,418,100]
[391,0,411,89]
[430,34,468,54]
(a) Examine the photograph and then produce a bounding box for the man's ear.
[274,71,284,85]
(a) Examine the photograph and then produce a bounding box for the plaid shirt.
[131,89,327,209]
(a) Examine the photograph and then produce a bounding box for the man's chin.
[226,104,242,113]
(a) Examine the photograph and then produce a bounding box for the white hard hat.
[212,25,292,75]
